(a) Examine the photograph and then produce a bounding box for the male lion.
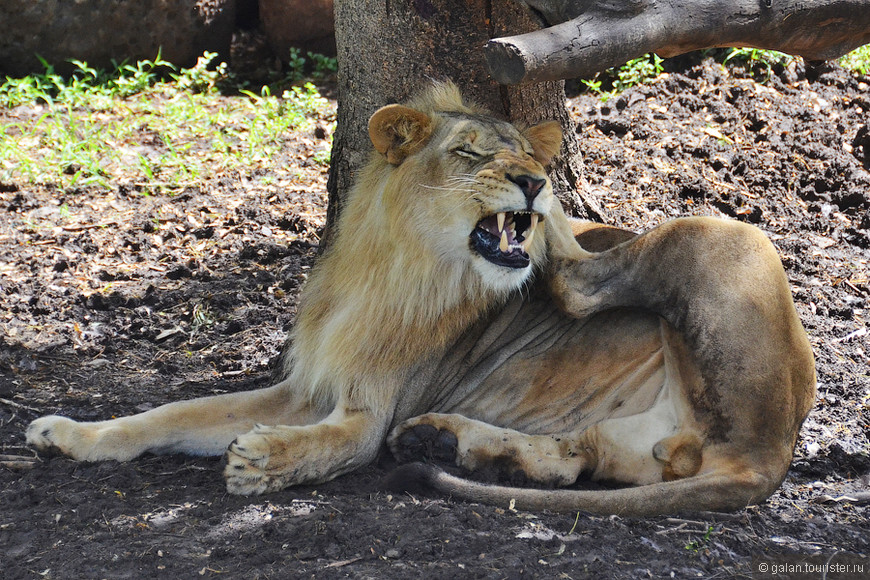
[26,82,815,515]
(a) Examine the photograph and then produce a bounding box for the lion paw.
[388,418,458,464]
[224,424,334,495]
[224,425,284,495]
[26,416,95,461]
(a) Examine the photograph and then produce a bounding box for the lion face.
[369,99,563,294]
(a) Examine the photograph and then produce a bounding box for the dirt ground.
[2,57,869,579]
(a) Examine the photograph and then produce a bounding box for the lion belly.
[396,288,681,438]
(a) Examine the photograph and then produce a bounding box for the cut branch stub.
[486,17,661,84]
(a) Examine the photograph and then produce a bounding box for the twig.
[664,529,722,535]
[693,511,750,522]
[132,181,198,188]
[0,397,41,412]
[834,327,867,343]
[0,461,35,470]
[665,517,712,526]
[844,280,867,295]
[323,557,364,569]
[61,222,119,232]
[814,492,870,505]
[0,454,36,461]
[0,455,37,470]
[655,522,687,535]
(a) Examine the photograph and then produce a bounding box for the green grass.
[720,44,870,78]
[684,525,715,553]
[581,53,665,99]
[721,47,793,83]
[580,42,870,99]
[839,43,870,74]
[0,52,334,191]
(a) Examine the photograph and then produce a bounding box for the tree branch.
[486,0,870,84]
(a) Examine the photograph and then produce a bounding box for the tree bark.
[487,0,870,84]
[323,0,603,249]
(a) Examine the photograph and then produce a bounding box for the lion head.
[366,82,564,293]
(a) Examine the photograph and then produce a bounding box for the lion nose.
[508,174,546,203]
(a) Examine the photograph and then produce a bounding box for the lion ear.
[368,104,434,165]
[523,121,562,166]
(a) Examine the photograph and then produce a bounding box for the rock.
[0,0,236,76]
[259,0,336,58]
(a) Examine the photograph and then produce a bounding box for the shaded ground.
[1,58,869,579]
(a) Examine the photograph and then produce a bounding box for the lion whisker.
[445,175,481,186]
[419,184,476,195]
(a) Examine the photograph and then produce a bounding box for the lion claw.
[224,429,276,495]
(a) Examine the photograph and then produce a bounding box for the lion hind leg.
[388,413,589,487]
[580,362,703,487]
[26,380,316,462]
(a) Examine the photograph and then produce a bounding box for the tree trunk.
[323,0,603,248]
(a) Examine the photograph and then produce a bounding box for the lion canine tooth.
[522,227,535,251]
[530,213,539,231]
[499,229,509,252]
[497,212,506,232]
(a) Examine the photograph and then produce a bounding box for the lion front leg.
[388,413,589,487]
[26,380,316,462]
[225,406,389,495]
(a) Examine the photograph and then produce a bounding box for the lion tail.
[384,462,777,516]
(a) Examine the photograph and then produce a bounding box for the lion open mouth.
[470,211,540,269]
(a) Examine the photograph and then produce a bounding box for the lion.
[26,82,816,516]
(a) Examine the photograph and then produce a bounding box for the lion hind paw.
[388,421,459,464]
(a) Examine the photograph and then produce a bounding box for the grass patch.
[0,52,334,191]
[578,43,870,99]
[721,47,794,83]
[839,43,870,75]
[581,53,665,100]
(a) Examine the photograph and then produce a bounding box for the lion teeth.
[499,229,509,252]
[522,227,535,252]
[518,214,539,253]
[490,211,540,254]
